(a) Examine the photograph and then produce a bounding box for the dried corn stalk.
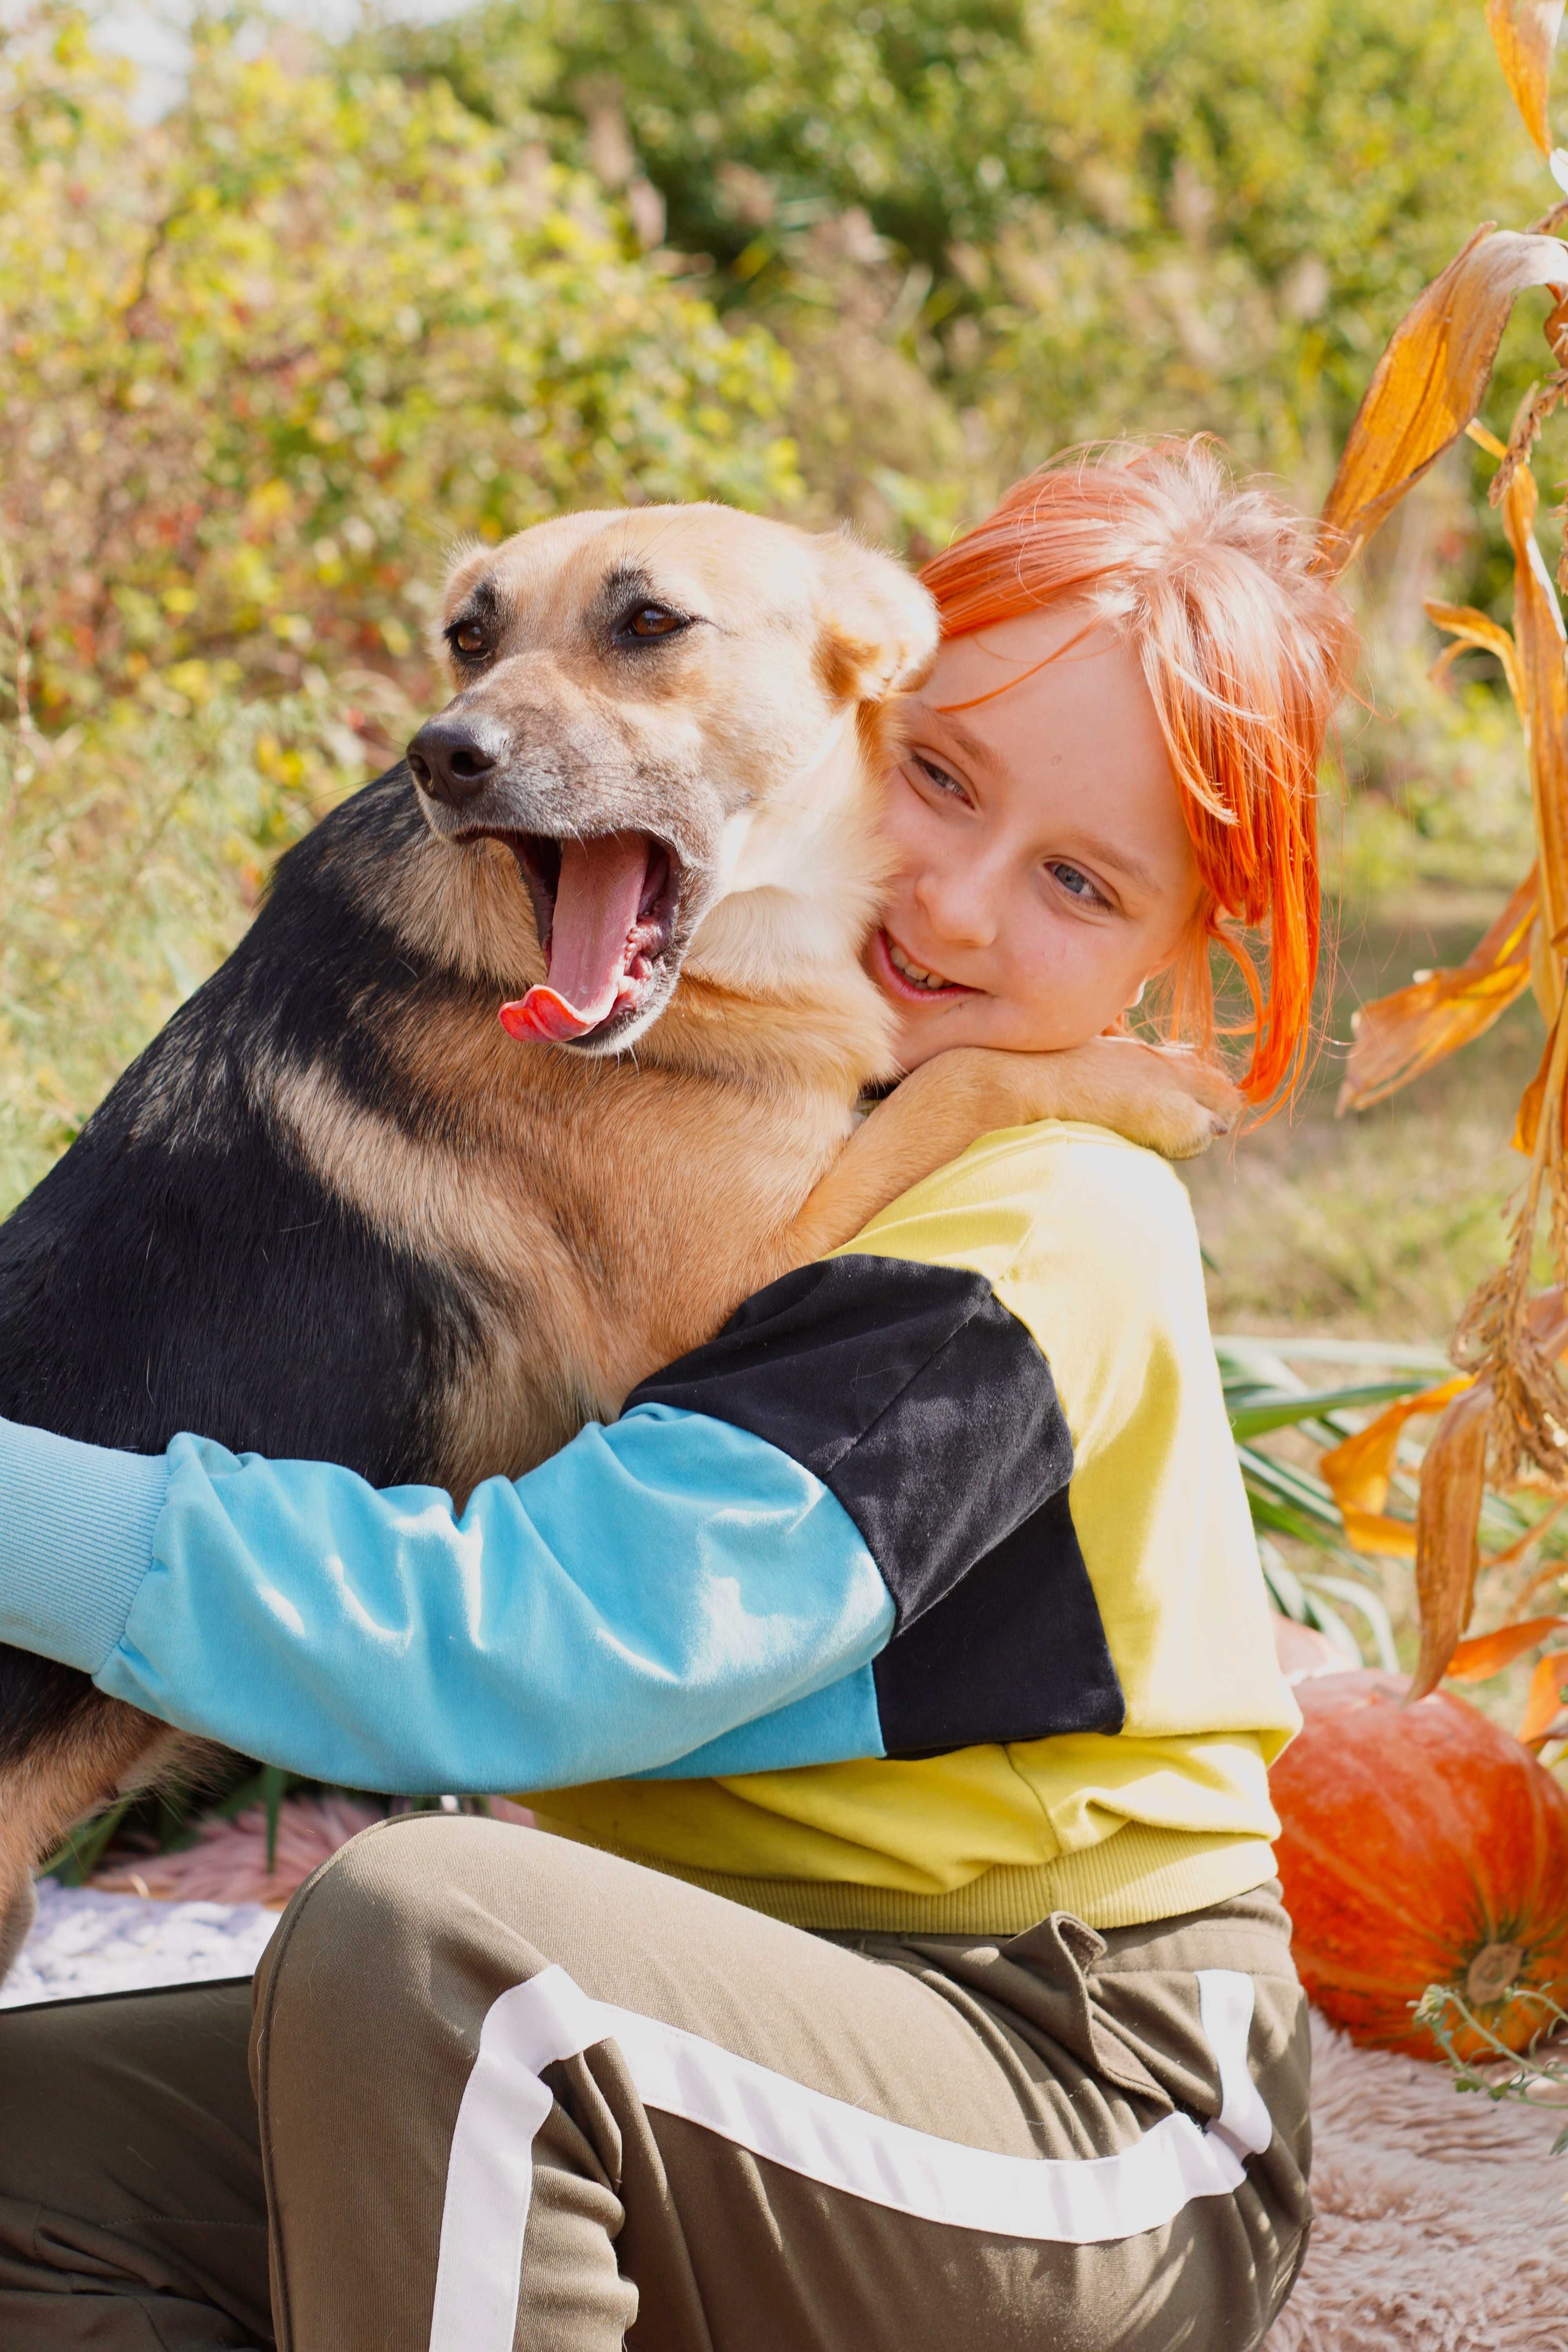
[1321,4,1568,1698]
[1317,228,1568,568]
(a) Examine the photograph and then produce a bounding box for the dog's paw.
[1135,1083,1242,1159]
[1145,1052,1244,1157]
[1054,1037,1243,1160]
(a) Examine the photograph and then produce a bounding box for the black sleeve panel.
[872,1489,1125,1754]
[629,1255,1060,1626]
[630,1254,1125,1752]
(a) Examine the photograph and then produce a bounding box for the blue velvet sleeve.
[0,1403,893,1792]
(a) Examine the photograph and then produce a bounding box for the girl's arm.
[0,1251,1076,1793]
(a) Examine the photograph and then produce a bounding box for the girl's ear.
[813,530,939,705]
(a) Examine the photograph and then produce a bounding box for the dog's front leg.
[0,1688,208,1984]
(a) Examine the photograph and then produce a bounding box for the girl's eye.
[914,754,967,799]
[1049,861,1111,910]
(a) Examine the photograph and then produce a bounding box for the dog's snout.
[407,716,501,807]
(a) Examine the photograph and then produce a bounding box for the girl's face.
[867,604,1203,1071]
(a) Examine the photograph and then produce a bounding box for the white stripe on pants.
[426,1963,1273,2352]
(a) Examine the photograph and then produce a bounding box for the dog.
[0,502,1238,1976]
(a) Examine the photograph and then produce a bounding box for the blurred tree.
[362,0,1546,532]
[0,6,797,1208]
[2,8,797,732]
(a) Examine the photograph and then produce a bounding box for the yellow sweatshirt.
[531,1120,1299,1934]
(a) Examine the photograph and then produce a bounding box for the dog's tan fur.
[361,505,1236,1486]
[0,504,1237,1949]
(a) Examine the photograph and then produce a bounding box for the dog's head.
[406,503,935,1054]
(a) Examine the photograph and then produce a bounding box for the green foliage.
[5,8,797,723]
[0,7,798,1210]
[365,0,1546,529]
[1328,642,1537,902]
[0,680,374,1211]
[1216,1324,1568,1684]
[1217,1335,1417,1664]
[1414,1981,1568,2152]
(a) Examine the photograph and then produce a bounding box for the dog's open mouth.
[469,829,681,1045]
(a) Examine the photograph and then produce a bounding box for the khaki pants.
[0,1816,1312,2350]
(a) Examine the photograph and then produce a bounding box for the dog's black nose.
[407,717,499,806]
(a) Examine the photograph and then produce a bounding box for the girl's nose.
[912,859,1000,951]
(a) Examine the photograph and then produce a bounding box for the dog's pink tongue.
[499,833,650,1044]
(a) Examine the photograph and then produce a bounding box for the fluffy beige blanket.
[1263,2009,1568,2352]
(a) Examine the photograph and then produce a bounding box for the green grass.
[1186,887,1547,1348]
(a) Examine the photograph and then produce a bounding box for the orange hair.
[918,439,1357,1110]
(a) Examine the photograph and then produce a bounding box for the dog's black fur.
[0,766,495,1771]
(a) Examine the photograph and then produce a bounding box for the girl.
[0,440,1354,2352]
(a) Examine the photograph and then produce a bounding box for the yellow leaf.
[163,658,213,705]
[1318,227,1568,570]
[1519,1648,1568,1742]
[1446,1612,1568,1679]
[1486,0,1565,156]
[243,478,293,528]
[1338,869,1538,1112]
[1319,1376,1473,1555]
[1412,1381,1495,1696]
[1426,597,1526,718]
[1336,1503,1418,1559]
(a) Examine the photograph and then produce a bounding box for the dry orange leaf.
[1513,1007,1563,1152]
[1318,226,1568,570]
[1519,1649,1568,1741]
[1486,0,1566,155]
[1318,1376,1473,1555]
[1446,1611,1568,1678]
[1338,870,1538,1113]
[1412,1381,1496,1696]
[1497,459,1568,957]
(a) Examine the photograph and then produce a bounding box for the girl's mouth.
[871,927,978,1004]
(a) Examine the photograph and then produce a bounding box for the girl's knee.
[255,1813,557,2062]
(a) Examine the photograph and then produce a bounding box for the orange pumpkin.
[1270,1668,1568,2058]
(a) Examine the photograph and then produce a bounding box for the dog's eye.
[449,621,489,659]
[623,605,688,641]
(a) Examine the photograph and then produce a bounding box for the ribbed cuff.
[0,1414,167,1673]
[531,1823,1281,1937]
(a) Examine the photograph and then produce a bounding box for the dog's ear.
[813,532,939,706]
